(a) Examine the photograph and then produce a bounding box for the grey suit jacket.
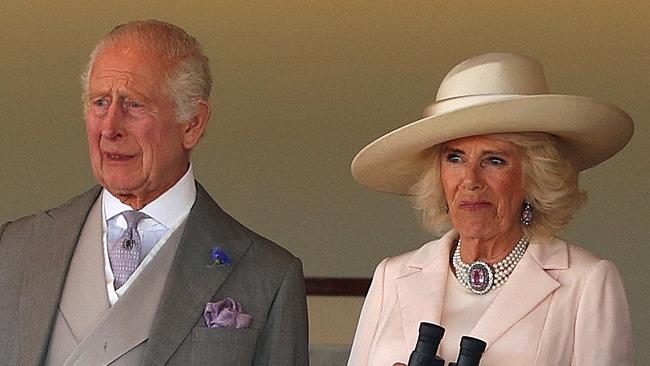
[0,182,309,365]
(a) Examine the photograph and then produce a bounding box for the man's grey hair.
[81,19,212,123]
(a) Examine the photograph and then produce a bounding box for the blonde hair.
[81,19,212,123]
[411,132,587,238]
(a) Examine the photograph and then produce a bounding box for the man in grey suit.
[0,20,309,365]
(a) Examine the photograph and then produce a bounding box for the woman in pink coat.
[348,53,634,365]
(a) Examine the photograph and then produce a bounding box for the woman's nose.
[461,164,483,191]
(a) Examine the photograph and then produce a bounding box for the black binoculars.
[408,322,486,366]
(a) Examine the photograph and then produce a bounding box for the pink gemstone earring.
[521,200,533,226]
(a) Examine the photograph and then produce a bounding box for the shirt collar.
[102,164,197,228]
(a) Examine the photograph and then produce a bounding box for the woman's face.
[440,135,526,241]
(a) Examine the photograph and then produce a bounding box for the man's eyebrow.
[85,90,152,103]
[86,92,107,99]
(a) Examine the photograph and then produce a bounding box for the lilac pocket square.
[204,297,253,329]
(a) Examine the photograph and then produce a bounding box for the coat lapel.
[19,186,102,365]
[143,183,253,365]
[469,237,565,348]
[396,230,457,351]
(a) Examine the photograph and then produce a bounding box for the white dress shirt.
[101,165,196,305]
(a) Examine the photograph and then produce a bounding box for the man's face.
[85,43,189,209]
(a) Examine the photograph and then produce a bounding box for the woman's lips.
[458,201,491,210]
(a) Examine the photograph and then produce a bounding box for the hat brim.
[351,95,633,195]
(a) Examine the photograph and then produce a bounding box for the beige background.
[1,1,648,363]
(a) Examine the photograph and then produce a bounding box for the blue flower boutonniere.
[210,246,231,266]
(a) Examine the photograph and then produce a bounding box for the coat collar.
[19,186,102,365]
[526,235,569,270]
[469,242,562,347]
[396,230,457,351]
[396,231,567,352]
[143,182,253,365]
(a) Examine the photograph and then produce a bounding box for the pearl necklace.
[452,237,529,295]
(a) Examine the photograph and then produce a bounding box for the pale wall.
[0,1,648,363]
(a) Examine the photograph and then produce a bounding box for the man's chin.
[102,183,142,200]
[108,189,148,210]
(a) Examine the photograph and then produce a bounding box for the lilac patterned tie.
[109,210,147,289]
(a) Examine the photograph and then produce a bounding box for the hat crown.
[436,53,549,102]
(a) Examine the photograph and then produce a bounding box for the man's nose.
[100,104,124,140]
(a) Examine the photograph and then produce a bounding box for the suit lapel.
[19,186,102,365]
[469,237,564,348]
[144,183,253,365]
[397,231,456,351]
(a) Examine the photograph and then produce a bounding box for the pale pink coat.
[348,230,634,366]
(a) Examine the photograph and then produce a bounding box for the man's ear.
[182,100,211,150]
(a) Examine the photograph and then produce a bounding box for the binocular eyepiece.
[408,322,486,366]
[408,323,446,366]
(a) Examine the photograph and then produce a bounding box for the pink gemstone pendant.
[468,261,494,294]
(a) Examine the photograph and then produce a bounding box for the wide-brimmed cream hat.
[351,52,634,195]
